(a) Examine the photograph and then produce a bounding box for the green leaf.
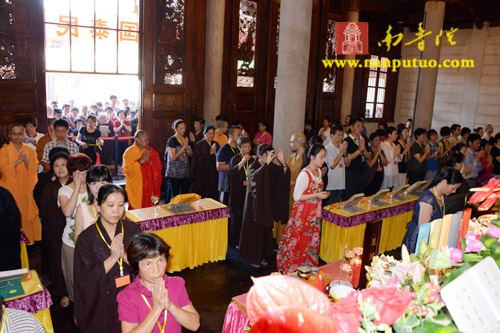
[443,261,474,286]
[429,249,452,269]
[429,312,452,326]
[461,238,466,253]
[488,241,500,253]
[412,321,459,333]
[462,253,483,262]
[491,220,500,228]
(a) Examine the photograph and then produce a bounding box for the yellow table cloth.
[320,196,418,262]
[4,270,54,333]
[126,198,229,273]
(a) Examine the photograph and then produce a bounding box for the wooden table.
[126,198,230,273]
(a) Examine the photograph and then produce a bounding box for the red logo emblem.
[335,22,368,55]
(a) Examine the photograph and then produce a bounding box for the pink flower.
[486,225,500,239]
[360,287,413,326]
[450,248,463,263]
[465,238,484,253]
[465,232,479,241]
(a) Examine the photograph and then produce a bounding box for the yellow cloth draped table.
[20,230,29,269]
[126,198,229,273]
[4,270,54,333]
[320,196,418,262]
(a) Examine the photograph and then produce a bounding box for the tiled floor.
[30,244,281,332]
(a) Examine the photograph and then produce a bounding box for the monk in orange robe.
[0,124,41,244]
[123,130,163,209]
[273,133,306,243]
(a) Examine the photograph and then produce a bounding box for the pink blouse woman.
[117,233,200,333]
[253,121,272,146]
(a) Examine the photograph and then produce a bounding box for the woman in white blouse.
[381,126,401,190]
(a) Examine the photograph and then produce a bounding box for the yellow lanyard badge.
[141,294,167,333]
[96,220,125,276]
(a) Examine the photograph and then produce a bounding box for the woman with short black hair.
[117,233,200,333]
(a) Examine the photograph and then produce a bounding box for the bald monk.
[123,130,163,209]
[0,124,41,244]
[273,133,307,243]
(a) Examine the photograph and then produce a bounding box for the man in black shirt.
[216,126,243,205]
[343,117,370,200]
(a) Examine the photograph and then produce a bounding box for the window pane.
[365,103,374,118]
[119,0,140,27]
[71,27,94,72]
[71,0,94,27]
[118,39,138,74]
[377,88,385,104]
[96,29,117,73]
[366,87,375,103]
[381,57,389,72]
[369,54,379,70]
[237,0,257,88]
[375,104,384,118]
[44,0,69,24]
[95,0,118,29]
[368,70,377,87]
[45,24,70,71]
[378,72,387,88]
[158,0,185,85]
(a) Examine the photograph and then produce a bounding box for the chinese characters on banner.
[335,22,369,55]
[56,15,138,42]
[378,22,458,52]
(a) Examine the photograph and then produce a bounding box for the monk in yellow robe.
[123,130,163,209]
[273,133,306,243]
[0,124,41,244]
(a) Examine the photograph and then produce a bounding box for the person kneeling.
[117,233,200,332]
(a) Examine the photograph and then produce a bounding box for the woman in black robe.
[229,137,254,246]
[38,151,71,306]
[74,184,142,332]
[0,186,20,271]
[191,125,220,200]
[239,144,290,268]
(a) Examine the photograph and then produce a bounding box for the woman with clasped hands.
[118,233,200,333]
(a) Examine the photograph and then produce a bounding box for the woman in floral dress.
[277,144,330,274]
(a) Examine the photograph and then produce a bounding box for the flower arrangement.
[246,218,500,332]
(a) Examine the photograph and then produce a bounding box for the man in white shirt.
[483,124,494,140]
[324,126,347,205]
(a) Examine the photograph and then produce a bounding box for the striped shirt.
[2,308,45,332]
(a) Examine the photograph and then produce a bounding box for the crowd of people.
[1,97,500,331]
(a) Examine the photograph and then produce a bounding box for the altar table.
[320,196,418,262]
[4,270,54,333]
[126,198,230,273]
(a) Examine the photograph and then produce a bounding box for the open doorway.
[43,0,141,178]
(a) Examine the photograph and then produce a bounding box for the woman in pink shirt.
[117,233,200,333]
[253,121,273,146]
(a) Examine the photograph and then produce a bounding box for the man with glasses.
[42,119,79,167]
